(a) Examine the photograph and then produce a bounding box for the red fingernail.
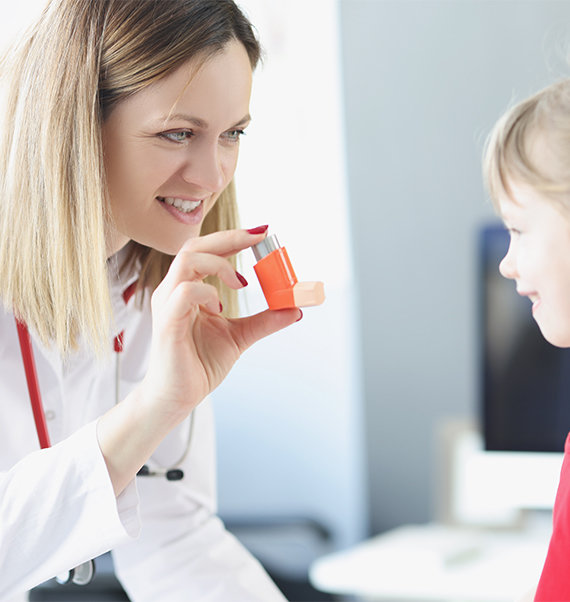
[295,309,303,322]
[236,271,248,287]
[219,302,224,313]
[247,225,269,235]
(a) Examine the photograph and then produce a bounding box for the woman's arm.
[97,228,300,497]
[111,402,287,602]
[0,421,139,597]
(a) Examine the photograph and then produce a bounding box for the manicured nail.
[246,225,269,235]
[219,302,224,313]
[295,309,303,322]
[236,271,248,287]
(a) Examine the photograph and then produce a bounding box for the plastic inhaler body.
[252,234,325,310]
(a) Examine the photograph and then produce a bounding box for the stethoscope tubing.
[14,288,191,587]
[15,321,51,449]
[16,319,95,586]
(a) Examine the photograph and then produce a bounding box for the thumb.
[230,308,303,352]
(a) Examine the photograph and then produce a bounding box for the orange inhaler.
[252,234,325,310]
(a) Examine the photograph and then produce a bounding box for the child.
[484,78,570,600]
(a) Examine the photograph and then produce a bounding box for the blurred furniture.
[309,521,549,601]
[309,422,557,601]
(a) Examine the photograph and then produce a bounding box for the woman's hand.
[141,227,301,420]
[97,228,301,496]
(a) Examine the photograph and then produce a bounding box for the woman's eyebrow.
[231,114,252,128]
[156,113,252,129]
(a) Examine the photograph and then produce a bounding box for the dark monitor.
[480,224,570,452]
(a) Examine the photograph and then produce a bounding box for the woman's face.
[499,180,570,347]
[102,40,253,256]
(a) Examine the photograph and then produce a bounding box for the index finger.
[181,226,269,258]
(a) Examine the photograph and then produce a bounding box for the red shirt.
[535,433,570,600]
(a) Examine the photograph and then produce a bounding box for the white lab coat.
[0,254,287,601]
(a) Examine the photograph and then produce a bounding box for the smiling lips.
[518,289,541,312]
[518,290,538,302]
[157,196,203,214]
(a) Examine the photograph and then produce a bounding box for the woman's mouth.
[156,196,204,225]
[157,196,202,214]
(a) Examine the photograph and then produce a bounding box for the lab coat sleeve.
[0,419,140,597]
[111,402,288,602]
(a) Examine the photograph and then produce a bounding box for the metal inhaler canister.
[251,234,325,310]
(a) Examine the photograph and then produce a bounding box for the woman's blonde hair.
[0,0,260,356]
[483,78,570,211]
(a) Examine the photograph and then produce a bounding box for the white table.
[309,522,551,601]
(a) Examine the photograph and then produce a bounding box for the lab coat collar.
[29,246,141,376]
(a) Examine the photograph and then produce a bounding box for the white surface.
[453,430,562,524]
[439,423,563,527]
[310,523,550,601]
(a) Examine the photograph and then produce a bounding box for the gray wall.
[340,0,570,534]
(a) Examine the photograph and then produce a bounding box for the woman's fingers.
[166,281,222,326]
[168,251,246,290]
[229,308,303,353]
[154,227,265,303]
[180,227,268,258]
[153,253,245,315]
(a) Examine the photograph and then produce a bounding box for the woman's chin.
[134,228,203,256]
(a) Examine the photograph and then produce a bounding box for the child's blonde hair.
[483,79,570,211]
[0,0,260,356]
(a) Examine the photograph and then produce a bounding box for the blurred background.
[5,0,570,600]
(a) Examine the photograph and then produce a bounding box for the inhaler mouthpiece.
[251,233,325,310]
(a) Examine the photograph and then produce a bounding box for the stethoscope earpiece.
[55,559,95,586]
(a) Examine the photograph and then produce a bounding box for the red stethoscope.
[13,281,192,585]
[15,320,95,585]
[13,282,139,586]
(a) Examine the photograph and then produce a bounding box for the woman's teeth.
[160,197,202,213]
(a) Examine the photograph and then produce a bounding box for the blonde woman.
[484,79,570,601]
[0,1,300,599]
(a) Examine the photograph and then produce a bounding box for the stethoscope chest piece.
[55,559,96,586]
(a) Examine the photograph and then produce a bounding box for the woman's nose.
[181,142,227,193]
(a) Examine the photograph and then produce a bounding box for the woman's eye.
[223,129,246,143]
[160,130,193,143]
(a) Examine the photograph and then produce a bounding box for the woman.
[0,0,300,599]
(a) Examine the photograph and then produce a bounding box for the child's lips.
[517,288,537,300]
[518,289,541,313]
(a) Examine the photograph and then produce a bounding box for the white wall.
[213,0,367,552]
[0,0,44,48]
[340,0,570,534]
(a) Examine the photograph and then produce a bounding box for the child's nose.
[499,246,517,280]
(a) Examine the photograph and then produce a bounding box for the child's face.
[102,40,253,257]
[499,180,570,347]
